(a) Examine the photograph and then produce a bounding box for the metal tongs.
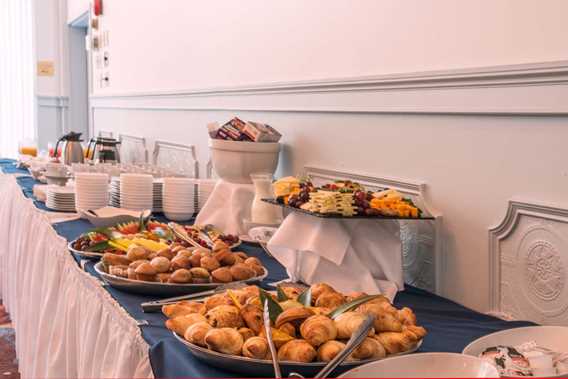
[291,314,375,379]
[263,300,375,379]
[141,282,247,312]
[168,222,213,251]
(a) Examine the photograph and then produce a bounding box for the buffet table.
[0,159,535,378]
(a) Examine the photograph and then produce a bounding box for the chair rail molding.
[90,60,568,115]
[489,199,568,325]
[303,165,444,295]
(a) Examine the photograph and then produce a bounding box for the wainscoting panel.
[36,95,69,149]
[490,200,568,325]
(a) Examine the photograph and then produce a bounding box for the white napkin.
[195,180,254,235]
[267,212,403,301]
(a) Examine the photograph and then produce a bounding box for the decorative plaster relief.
[490,200,568,325]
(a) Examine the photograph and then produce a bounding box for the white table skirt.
[0,174,153,379]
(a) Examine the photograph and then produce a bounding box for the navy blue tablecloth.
[1,160,535,377]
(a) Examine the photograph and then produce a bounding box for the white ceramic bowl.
[463,326,568,377]
[338,353,499,378]
[209,139,280,184]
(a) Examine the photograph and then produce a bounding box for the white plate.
[337,352,498,378]
[462,326,568,377]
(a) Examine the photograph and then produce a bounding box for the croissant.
[165,313,207,336]
[402,325,427,341]
[373,332,416,355]
[397,307,417,325]
[374,313,403,333]
[317,340,346,362]
[242,336,269,359]
[204,294,233,310]
[350,337,386,360]
[315,291,345,309]
[335,312,375,339]
[240,304,264,333]
[279,286,302,301]
[205,305,244,328]
[310,283,337,303]
[275,307,314,329]
[240,286,260,301]
[259,327,294,348]
[278,322,297,338]
[184,321,212,346]
[162,300,206,318]
[237,327,255,342]
[277,339,317,363]
[299,315,337,347]
[204,327,244,355]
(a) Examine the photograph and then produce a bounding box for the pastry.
[237,327,255,341]
[134,262,158,281]
[317,340,345,362]
[188,252,202,267]
[171,255,191,270]
[275,307,314,329]
[211,267,233,283]
[350,337,386,360]
[205,305,244,328]
[315,291,345,309]
[279,322,297,338]
[129,259,149,269]
[200,256,220,271]
[277,339,317,363]
[229,263,256,281]
[204,328,243,355]
[184,321,212,347]
[335,312,375,339]
[175,249,193,259]
[310,283,336,302]
[126,245,150,261]
[212,239,229,253]
[240,304,263,333]
[162,300,206,318]
[168,269,192,284]
[204,294,233,310]
[150,256,170,273]
[374,312,403,332]
[165,313,207,336]
[300,315,337,347]
[156,247,175,260]
[156,272,172,283]
[397,307,417,325]
[373,332,415,355]
[102,253,131,267]
[108,265,128,278]
[242,336,269,359]
[189,267,211,283]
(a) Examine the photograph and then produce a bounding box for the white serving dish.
[462,326,568,377]
[209,139,280,184]
[338,352,499,378]
[77,206,151,227]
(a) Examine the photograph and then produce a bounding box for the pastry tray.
[262,199,435,220]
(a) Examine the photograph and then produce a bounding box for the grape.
[365,208,379,216]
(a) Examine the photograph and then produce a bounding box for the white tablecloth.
[0,173,153,378]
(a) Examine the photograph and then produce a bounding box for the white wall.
[89,0,568,314]
[67,0,88,24]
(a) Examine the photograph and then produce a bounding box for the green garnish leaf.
[276,286,289,302]
[85,240,110,252]
[88,227,113,239]
[297,287,312,307]
[328,294,383,319]
[138,214,146,232]
[259,288,283,324]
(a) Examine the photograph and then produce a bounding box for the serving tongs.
[288,314,375,379]
[168,222,213,252]
[141,282,247,312]
[264,299,282,378]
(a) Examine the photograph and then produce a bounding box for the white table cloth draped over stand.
[268,212,404,301]
[0,173,153,378]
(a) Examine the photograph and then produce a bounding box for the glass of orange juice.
[18,139,38,157]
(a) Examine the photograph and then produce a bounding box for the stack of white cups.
[75,173,109,211]
[163,177,195,221]
[120,173,153,211]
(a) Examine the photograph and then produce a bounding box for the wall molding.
[489,199,568,325]
[90,60,568,115]
[303,165,444,295]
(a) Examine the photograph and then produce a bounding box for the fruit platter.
[165,282,426,376]
[267,176,433,220]
[180,224,241,250]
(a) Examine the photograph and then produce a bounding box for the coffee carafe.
[54,132,84,165]
[85,137,121,163]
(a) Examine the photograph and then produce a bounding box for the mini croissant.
[165,313,207,336]
[162,300,206,318]
[300,315,337,347]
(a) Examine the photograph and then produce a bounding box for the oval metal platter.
[68,240,104,260]
[172,332,422,378]
[94,262,268,297]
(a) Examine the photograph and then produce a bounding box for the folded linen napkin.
[267,212,403,301]
[195,180,255,235]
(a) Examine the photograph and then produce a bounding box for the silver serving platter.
[173,332,422,377]
[94,262,268,297]
[68,240,104,260]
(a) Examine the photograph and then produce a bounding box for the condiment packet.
[242,121,282,142]
[209,117,282,142]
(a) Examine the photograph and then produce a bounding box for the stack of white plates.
[75,173,109,211]
[120,173,153,211]
[163,177,195,221]
[46,185,76,212]
[196,179,217,212]
[110,177,163,212]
